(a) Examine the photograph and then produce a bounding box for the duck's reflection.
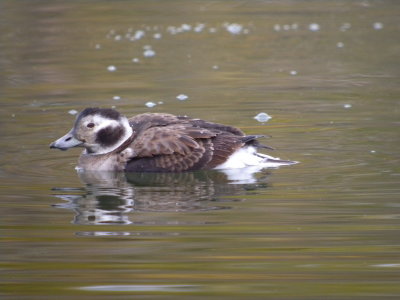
[52,168,270,225]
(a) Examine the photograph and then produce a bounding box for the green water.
[1,1,400,299]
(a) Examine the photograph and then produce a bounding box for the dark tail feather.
[241,135,274,150]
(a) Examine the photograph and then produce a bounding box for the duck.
[50,107,296,172]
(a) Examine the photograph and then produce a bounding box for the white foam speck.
[143,49,156,57]
[176,94,188,101]
[95,44,101,49]
[212,65,219,70]
[113,96,121,101]
[209,27,217,33]
[132,58,140,63]
[373,22,384,30]
[225,23,243,35]
[107,65,117,72]
[68,109,78,115]
[283,24,291,31]
[309,23,320,32]
[340,23,351,32]
[370,150,376,153]
[290,70,298,76]
[145,102,157,108]
[133,30,145,40]
[158,101,164,105]
[194,23,205,32]
[343,104,352,109]
[372,264,400,268]
[181,24,192,31]
[114,35,122,41]
[153,33,162,39]
[273,24,281,31]
[337,42,345,48]
[254,112,272,123]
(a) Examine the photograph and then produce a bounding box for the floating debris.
[340,23,352,32]
[337,42,345,48]
[309,23,320,32]
[194,23,206,33]
[107,65,117,72]
[343,104,352,109]
[180,24,192,31]
[68,109,78,115]
[145,101,157,108]
[133,30,145,40]
[225,23,243,35]
[143,49,156,57]
[176,94,188,101]
[113,96,121,101]
[373,22,384,30]
[254,112,272,123]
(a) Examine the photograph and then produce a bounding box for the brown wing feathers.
[124,113,258,172]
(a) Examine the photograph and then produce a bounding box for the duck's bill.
[50,129,83,151]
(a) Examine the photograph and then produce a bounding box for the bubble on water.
[225,23,243,35]
[143,49,156,57]
[176,94,188,101]
[340,23,351,32]
[273,24,281,32]
[132,58,140,63]
[68,109,78,115]
[153,33,162,39]
[370,150,376,153]
[343,104,352,109]
[212,65,219,70]
[107,65,117,72]
[11,113,16,118]
[114,35,122,41]
[290,70,298,76]
[133,30,145,40]
[337,42,345,48]
[372,264,400,268]
[180,24,192,31]
[113,96,121,101]
[194,23,205,33]
[145,101,157,108]
[373,22,384,30]
[254,112,272,123]
[309,23,320,32]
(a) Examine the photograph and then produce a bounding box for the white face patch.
[82,115,133,155]
[90,115,120,132]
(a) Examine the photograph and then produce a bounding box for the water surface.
[1,1,400,299]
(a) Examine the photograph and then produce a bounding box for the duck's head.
[50,107,132,155]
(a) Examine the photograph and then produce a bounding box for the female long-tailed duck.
[50,108,296,172]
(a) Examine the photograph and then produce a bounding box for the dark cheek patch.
[96,126,125,147]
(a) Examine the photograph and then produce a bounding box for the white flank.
[214,146,295,170]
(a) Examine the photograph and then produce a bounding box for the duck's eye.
[87,123,95,128]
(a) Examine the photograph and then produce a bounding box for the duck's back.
[124,113,256,172]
